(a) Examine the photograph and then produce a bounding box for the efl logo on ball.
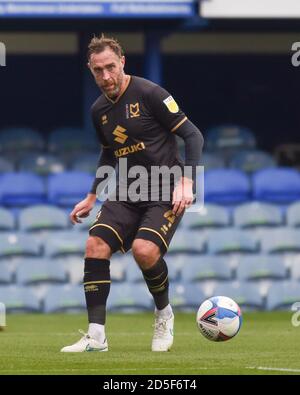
[196,296,242,342]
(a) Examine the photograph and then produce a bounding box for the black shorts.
[89,200,184,255]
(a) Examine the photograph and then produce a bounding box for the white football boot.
[151,312,174,352]
[60,330,108,352]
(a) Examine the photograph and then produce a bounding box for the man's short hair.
[87,34,124,61]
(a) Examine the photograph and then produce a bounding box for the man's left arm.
[147,85,204,215]
[172,119,204,216]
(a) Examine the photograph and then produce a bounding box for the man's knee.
[132,239,160,268]
[85,236,112,259]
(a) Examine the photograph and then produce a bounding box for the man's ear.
[121,56,125,69]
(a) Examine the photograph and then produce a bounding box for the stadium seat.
[252,168,300,203]
[0,263,15,285]
[47,171,94,206]
[206,125,256,152]
[204,169,251,204]
[107,283,153,312]
[200,152,226,171]
[211,281,264,310]
[0,172,46,206]
[229,149,276,173]
[16,259,68,286]
[0,157,14,173]
[44,231,86,258]
[0,286,42,313]
[181,255,233,282]
[0,233,42,258]
[259,228,300,254]
[43,285,86,313]
[233,202,283,228]
[0,127,45,154]
[0,208,15,231]
[207,228,258,254]
[266,281,300,310]
[71,153,100,174]
[18,153,65,176]
[182,204,231,229]
[48,127,98,154]
[19,205,69,232]
[236,255,288,281]
[168,230,206,254]
[286,201,300,227]
[168,282,206,311]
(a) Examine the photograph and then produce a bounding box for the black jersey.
[91,75,188,200]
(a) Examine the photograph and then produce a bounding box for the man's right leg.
[61,236,112,352]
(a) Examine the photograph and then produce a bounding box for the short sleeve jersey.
[91,75,188,195]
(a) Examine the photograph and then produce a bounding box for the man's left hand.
[172,177,194,216]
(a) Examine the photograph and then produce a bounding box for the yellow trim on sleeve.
[171,116,188,133]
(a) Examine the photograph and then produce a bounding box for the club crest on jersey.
[126,102,140,118]
[163,96,179,113]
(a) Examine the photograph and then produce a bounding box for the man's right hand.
[70,194,97,225]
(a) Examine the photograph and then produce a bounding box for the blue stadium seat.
[200,152,226,171]
[0,127,44,154]
[266,281,300,310]
[204,169,251,204]
[53,257,83,285]
[286,201,300,227]
[168,230,206,254]
[252,168,300,203]
[168,282,206,311]
[43,285,86,313]
[229,149,276,173]
[0,263,14,285]
[0,233,42,258]
[0,157,14,173]
[0,286,42,313]
[211,281,264,310]
[16,259,68,286]
[19,153,65,176]
[206,125,256,153]
[48,127,98,154]
[19,205,69,232]
[290,257,300,281]
[181,256,233,282]
[0,208,15,231]
[44,231,86,258]
[236,255,288,281]
[71,153,99,174]
[47,171,94,206]
[0,172,46,206]
[182,204,231,229]
[233,202,283,228]
[260,228,300,254]
[107,283,153,312]
[207,228,258,254]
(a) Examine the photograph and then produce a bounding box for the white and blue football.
[196,296,242,342]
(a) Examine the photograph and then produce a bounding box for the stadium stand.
[229,149,276,173]
[203,169,251,204]
[19,205,69,232]
[0,286,42,313]
[0,157,14,173]
[266,281,300,310]
[182,204,231,229]
[0,172,46,206]
[47,171,94,206]
[233,202,283,228]
[107,283,153,312]
[0,207,15,231]
[19,153,65,176]
[43,284,86,313]
[0,127,45,156]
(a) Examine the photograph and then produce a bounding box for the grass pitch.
[0,312,299,375]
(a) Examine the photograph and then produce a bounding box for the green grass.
[0,312,299,375]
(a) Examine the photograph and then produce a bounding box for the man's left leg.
[132,239,174,352]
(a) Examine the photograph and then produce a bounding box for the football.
[196,296,242,341]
